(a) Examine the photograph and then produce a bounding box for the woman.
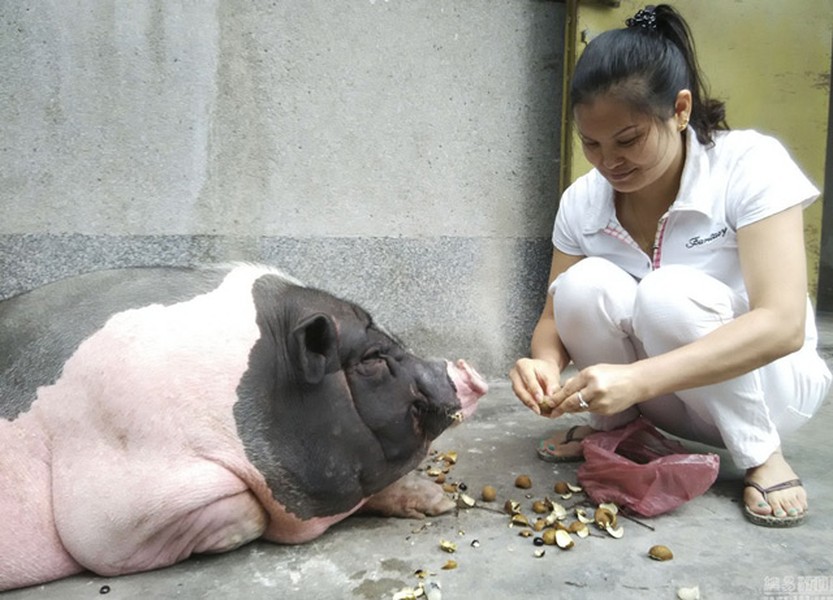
[510,4,831,527]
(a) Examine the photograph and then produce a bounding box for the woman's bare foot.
[536,424,597,462]
[743,448,807,526]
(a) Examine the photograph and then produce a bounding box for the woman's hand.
[547,363,646,417]
[509,358,562,416]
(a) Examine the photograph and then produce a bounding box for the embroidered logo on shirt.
[685,227,728,249]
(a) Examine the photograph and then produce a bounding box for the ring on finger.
[577,391,589,410]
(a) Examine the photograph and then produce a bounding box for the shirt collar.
[672,127,713,215]
[580,173,616,234]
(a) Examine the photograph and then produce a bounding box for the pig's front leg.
[360,471,455,519]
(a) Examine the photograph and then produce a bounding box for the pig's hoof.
[363,472,454,519]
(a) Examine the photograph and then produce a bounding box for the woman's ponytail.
[651,5,727,144]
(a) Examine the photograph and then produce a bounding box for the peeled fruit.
[648,545,674,561]
[515,474,532,489]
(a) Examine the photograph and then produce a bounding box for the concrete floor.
[6,322,833,600]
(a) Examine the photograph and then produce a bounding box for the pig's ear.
[290,313,340,384]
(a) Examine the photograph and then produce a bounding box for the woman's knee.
[551,257,637,324]
[633,266,743,351]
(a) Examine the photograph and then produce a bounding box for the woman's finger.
[509,366,541,414]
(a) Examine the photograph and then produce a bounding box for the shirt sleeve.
[726,133,820,230]
[552,182,585,256]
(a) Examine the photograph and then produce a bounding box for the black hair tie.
[626,7,658,32]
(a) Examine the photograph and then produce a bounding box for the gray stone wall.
[0,1,565,380]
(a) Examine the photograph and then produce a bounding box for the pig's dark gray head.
[234,275,485,520]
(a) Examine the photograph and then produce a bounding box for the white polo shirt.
[553,128,820,299]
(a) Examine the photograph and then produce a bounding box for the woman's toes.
[743,449,808,522]
[744,487,772,515]
[783,494,806,516]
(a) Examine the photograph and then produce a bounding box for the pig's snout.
[446,359,487,420]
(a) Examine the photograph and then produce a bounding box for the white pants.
[550,257,832,469]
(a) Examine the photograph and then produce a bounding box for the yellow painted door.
[560,0,832,299]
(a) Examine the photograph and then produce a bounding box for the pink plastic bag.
[577,417,720,517]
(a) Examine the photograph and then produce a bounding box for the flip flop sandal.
[743,478,807,528]
[536,424,586,463]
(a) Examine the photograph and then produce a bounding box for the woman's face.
[574,94,682,194]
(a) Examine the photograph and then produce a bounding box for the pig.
[0,263,487,591]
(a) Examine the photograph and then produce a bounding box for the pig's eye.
[361,348,385,363]
[353,348,390,377]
